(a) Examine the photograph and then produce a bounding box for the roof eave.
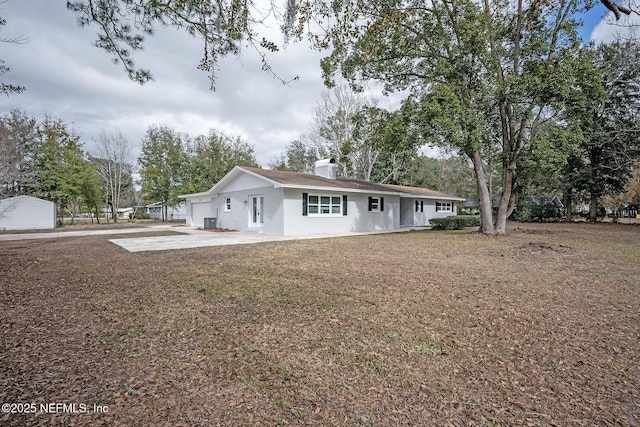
[180,166,282,199]
[179,190,210,199]
[398,194,465,201]
[279,183,403,195]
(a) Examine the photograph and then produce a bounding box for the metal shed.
[0,195,56,230]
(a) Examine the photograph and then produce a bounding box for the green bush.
[514,202,562,222]
[430,215,481,230]
[134,210,151,220]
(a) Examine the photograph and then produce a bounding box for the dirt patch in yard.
[1,222,639,426]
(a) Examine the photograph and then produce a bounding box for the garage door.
[190,202,211,228]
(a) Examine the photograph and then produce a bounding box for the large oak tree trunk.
[495,167,516,234]
[470,150,494,234]
[589,192,599,222]
[564,191,573,221]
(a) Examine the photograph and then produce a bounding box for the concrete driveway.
[1,224,428,252]
[108,227,407,252]
[0,224,178,241]
[109,229,295,252]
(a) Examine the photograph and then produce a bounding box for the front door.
[250,195,264,227]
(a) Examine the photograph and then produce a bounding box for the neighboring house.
[100,206,134,220]
[145,202,187,221]
[462,197,501,215]
[180,159,464,235]
[116,207,135,219]
[0,195,56,230]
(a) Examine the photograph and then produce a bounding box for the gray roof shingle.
[242,167,462,199]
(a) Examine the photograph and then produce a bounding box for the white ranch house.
[180,159,464,235]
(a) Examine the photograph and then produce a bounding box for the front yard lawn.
[1,222,638,426]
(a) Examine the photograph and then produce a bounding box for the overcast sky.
[1,0,636,167]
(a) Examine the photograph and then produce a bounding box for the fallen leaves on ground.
[1,222,638,426]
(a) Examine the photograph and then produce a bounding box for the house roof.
[181,166,464,201]
[242,167,399,193]
[379,183,464,200]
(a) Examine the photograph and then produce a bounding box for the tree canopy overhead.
[0,9,27,96]
[65,0,640,89]
[66,0,297,88]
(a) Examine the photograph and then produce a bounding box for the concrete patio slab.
[109,231,290,252]
[109,227,429,252]
[1,223,429,251]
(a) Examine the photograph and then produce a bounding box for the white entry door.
[250,195,264,227]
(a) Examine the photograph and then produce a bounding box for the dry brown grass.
[1,222,639,426]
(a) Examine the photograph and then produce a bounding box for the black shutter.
[380,197,384,212]
[343,195,348,216]
[368,196,372,211]
[302,193,308,216]
[420,200,424,212]
[415,200,419,212]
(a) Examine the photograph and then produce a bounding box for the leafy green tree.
[182,129,258,194]
[138,125,188,221]
[560,40,640,221]
[622,165,640,209]
[66,0,632,89]
[515,118,583,219]
[80,168,104,223]
[1,111,101,222]
[404,155,444,190]
[31,116,98,223]
[303,0,587,234]
[0,110,38,196]
[436,156,478,199]
[403,154,477,198]
[352,105,422,183]
[268,140,319,173]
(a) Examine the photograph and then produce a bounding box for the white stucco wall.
[213,186,285,233]
[0,196,56,230]
[412,199,457,226]
[400,198,460,227]
[282,189,399,235]
[219,173,272,193]
[420,200,457,223]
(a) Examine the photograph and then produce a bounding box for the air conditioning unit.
[203,217,217,229]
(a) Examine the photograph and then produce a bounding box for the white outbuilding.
[0,195,57,230]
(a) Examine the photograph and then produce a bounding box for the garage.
[0,195,56,230]
[189,201,211,228]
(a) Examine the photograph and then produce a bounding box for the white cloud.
[590,11,640,43]
[1,0,328,167]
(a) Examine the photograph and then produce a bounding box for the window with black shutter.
[304,193,344,216]
[368,197,381,212]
